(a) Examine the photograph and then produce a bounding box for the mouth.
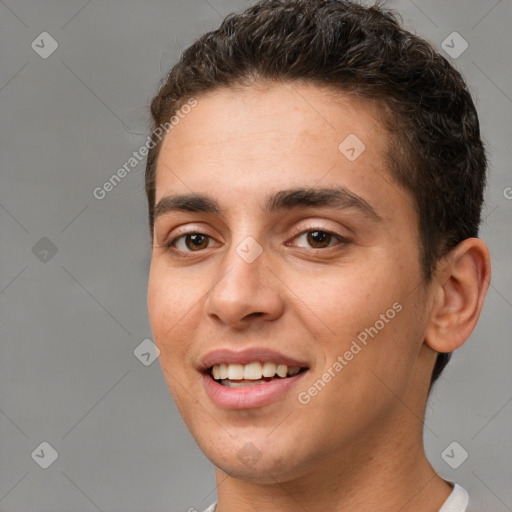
[200,350,310,409]
[209,362,308,388]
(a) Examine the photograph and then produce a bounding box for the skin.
[147,82,491,511]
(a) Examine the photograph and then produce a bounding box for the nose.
[204,237,285,330]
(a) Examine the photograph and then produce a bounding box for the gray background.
[0,0,511,511]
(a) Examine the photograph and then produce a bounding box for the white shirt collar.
[438,483,469,512]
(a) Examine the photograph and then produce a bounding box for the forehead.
[158,83,387,164]
[154,82,406,218]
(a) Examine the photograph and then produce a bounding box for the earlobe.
[425,238,491,353]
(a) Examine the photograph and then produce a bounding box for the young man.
[145,1,491,510]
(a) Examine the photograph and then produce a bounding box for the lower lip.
[202,371,307,409]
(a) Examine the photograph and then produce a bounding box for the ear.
[425,238,491,353]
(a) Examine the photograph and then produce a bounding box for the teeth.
[227,364,244,380]
[262,362,277,377]
[221,379,268,388]
[219,363,228,379]
[276,364,287,378]
[210,362,304,381]
[244,362,263,379]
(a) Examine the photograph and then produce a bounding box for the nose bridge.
[215,234,266,301]
[205,234,282,326]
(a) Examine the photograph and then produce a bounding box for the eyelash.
[163,226,348,255]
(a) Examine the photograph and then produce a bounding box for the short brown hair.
[145,0,487,385]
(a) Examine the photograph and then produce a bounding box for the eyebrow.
[153,186,381,222]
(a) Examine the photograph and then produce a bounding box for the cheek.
[296,256,422,387]
[147,266,203,411]
[147,263,197,362]
[148,262,199,327]
[294,262,398,345]
[321,286,425,405]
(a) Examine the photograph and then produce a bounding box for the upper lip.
[198,348,310,372]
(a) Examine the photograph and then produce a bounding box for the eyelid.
[161,223,215,245]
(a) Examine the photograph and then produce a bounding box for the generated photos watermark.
[298,301,403,405]
[92,97,198,200]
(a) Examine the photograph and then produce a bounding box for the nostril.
[245,312,264,320]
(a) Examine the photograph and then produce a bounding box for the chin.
[195,431,312,484]
[212,456,304,485]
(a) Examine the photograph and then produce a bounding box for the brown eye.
[166,232,213,252]
[306,230,332,248]
[184,233,209,251]
[289,228,347,250]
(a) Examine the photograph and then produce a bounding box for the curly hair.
[145,0,487,386]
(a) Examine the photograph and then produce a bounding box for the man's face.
[148,83,434,483]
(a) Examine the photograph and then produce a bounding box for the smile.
[199,349,310,409]
[211,362,303,387]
